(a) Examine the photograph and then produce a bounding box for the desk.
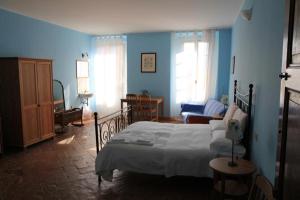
[120,96,164,120]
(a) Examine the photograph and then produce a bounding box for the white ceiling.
[0,0,244,35]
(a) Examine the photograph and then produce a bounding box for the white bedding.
[95,121,217,180]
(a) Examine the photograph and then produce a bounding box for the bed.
[94,80,254,183]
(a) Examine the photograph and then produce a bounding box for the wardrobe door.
[36,61,54,139]
[19,60,40,146]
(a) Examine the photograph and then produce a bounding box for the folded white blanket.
[110,122,173,146]
[109,137,154,146]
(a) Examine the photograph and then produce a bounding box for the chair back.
[248,175,274,200]
[139,94,151,104]
[126,94,139,122]
[138,94,157,121]
[126,94,138,103]
[139,94,152,112]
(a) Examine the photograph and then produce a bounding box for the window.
[93,35,127,116]
[175,41,209,103]
[170,31,216,116]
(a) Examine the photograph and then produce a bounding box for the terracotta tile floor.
[0,122,213,200]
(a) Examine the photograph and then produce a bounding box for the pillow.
[211,129,226,141]
[210,130,246,157]
[210,129,231,154]
[203,99,225,116]
[232,108,248,133]
[209,120,226,131]
[223,104,238,127]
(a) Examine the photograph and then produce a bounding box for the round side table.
[209,157,256,199]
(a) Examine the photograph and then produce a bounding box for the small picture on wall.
[141,53,156,73]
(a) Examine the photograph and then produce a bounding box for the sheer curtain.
[170,30,217,116]
[93,36,127,117]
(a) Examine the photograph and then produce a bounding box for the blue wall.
[127,32,171,116]
[229,0,284,182]
[216,29,232,100]
[0,8,233,118]
[0,9,91,109]
[127,31,232,116]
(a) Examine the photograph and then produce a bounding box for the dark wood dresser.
[0,115,3,154]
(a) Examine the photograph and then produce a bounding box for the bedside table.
[209,157,256,199]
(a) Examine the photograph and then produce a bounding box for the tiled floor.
[0,122,213,200]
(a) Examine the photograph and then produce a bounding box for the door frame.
[277,0,299,199]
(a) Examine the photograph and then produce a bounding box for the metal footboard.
[94,106,133,154]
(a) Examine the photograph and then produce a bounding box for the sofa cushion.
[180,103,205,113]
[181,111,205,123]
[203,99,225,116]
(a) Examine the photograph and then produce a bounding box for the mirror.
[76,60,89,94]
[53,80,65,112]
[76,60,89,78]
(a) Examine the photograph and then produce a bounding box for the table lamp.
[226,119,242,167]
[220,95,229,110]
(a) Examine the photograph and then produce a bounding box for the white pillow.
[210,130,246,157]
[232,108,248,133]
[211,129,226,140]
[223,104,238,127]
[210,129,231,153]
[209,120,226,132]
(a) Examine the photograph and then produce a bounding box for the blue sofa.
[181,99,226,123]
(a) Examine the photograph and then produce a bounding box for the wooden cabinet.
[0,116,3,154]
[0,58,54,147]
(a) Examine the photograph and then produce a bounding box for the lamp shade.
[220,95,229,106]
[226,119,242,141]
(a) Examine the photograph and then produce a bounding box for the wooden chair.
[0,116,3,154]
[126,94,139,122]
[248,175,274,200]
[138,94,158,121]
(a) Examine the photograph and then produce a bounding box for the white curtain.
[93,36,127,117]
[170,30,217,116]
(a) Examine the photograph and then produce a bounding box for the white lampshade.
[226,119,242,141]
[220,95,229,106]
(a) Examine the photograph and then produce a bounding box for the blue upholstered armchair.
[181,99,226,124]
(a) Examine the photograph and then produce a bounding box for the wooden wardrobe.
[0,57,54,148]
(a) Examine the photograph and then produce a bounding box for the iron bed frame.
[94,80,253,184]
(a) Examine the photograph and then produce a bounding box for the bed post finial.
[249,84,253,112]
[248,84,253,115]
[94,112,100,154]
[234,80,237,103]
[249,83,254,91]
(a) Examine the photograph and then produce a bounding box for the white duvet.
[95,121,216,180]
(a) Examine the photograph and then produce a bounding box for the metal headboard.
[233,80,254,159]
